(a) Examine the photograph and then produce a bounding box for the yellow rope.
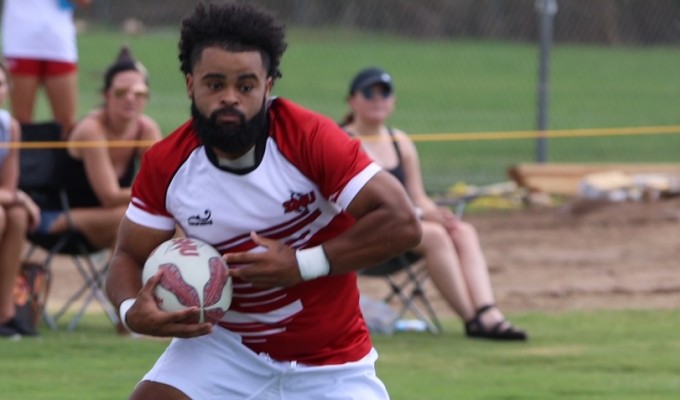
[357,124,680,143]
[410,124,680,142]
[3,124,679,148]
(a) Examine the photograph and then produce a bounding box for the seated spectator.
[0,62,41,338]
[342,67,527,341]
[34,46,162,250]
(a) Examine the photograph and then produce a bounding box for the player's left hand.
[224,232,301,288]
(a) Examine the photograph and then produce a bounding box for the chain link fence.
[74,0,680,45]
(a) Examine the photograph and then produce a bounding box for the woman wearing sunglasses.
[35,46,162,253]
[342,67,527,341]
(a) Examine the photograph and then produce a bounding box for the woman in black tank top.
[343,67,527,341]
[36,46,162,250]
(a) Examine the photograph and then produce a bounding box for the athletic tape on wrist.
[295,245,331,281]
[119,298,136,333]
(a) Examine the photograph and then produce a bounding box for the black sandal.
[465,304,527,341]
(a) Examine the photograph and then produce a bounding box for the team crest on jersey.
[283,191,316,213]
[188,209,213,226]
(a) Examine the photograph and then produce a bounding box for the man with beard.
[105,2,421,399]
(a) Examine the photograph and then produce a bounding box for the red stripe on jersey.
[218,315,294,333]
[214,209,321,252]
[132,120,201,219]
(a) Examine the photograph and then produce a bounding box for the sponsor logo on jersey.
[188,209,213,226]
[282,191,316,213]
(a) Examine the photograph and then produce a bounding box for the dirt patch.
[359,196,680,318]
[45,197,680,319]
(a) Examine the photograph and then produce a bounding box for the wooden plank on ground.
[508,163,680,196]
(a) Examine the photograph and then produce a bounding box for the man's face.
[186,47,273,157]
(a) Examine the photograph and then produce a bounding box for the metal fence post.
[535,0,558,163]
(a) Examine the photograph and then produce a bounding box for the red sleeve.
[130,120,200,218]
[269,99,373,199]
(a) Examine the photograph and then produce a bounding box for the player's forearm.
[106,251,144,308]
[323,203,421,275]
[107,218,177,306]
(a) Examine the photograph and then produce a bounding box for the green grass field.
[1,310,679,399]
[28,28,680,191]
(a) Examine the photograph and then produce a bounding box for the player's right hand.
[224,232,301,288]
[125,272,214,338]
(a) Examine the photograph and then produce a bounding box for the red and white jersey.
[128,98,381,365]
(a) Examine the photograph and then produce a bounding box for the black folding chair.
[361,251,443,334]
[19,121,119,331]
[360,195,491,335]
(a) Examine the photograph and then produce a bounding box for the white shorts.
[141,328,390,400]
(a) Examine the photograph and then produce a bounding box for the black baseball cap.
[349,67,393,95]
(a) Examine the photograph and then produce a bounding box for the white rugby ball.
[142,237,232,324]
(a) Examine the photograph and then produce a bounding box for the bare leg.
[130,381,191,400]
[448,220,504,323]
[413,221,475,321]
[449,220,526,339]
[44,73,78,136]
[0,206,29,322]
[8,75,40,123]
[47,206,127,250]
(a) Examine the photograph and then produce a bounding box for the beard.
[191,99,267,155]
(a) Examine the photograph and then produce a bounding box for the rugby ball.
[142,237,232,324]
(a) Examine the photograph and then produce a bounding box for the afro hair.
[178,1,287,80]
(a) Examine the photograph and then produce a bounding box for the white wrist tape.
[296,245,331,281]
[119,298,136,332]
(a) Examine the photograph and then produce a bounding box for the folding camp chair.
[360,196,489,335]
[361,252,443,334]
[19,121,120,331]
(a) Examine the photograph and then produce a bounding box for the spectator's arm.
[394,130,439,214]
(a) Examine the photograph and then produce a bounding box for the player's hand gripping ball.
[142,237,232,324]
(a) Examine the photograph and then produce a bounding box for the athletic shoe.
[2,317,38,337]
[0,322,21,340]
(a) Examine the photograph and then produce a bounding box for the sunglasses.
[111,86,149,100]
[359,86,392,100]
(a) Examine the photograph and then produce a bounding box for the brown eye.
[133,90,149,100]
[113,88,128,98]
[207,82,223,91]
